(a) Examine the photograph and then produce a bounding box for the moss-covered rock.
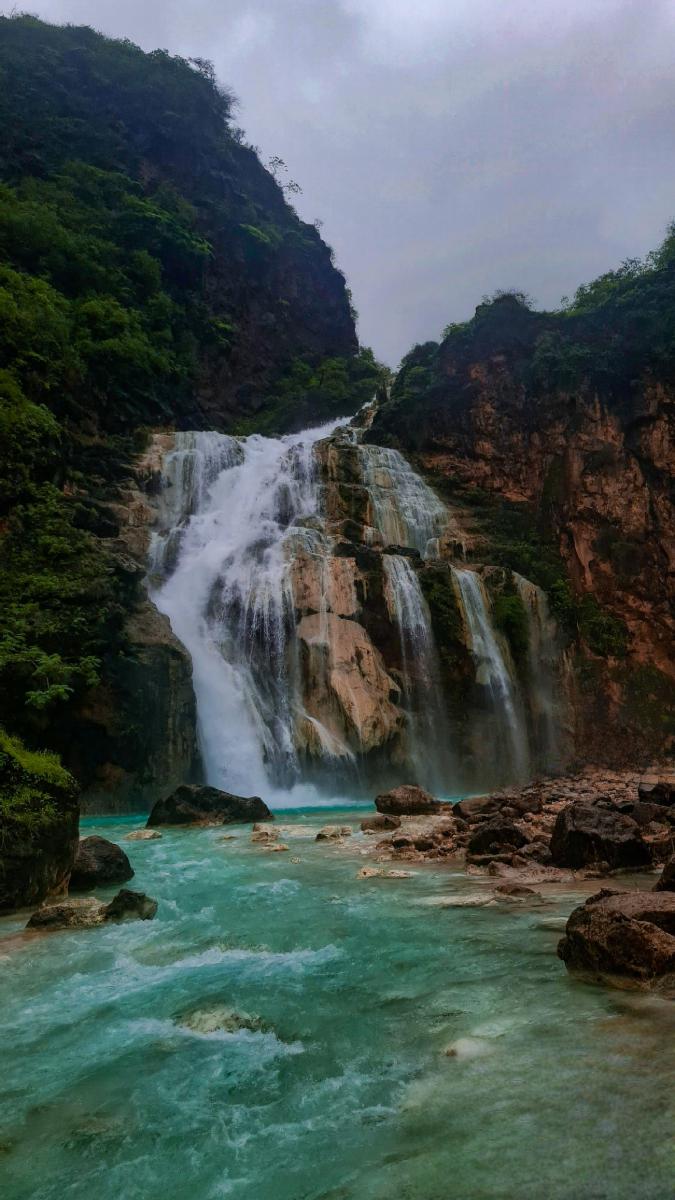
[0,729,79,912]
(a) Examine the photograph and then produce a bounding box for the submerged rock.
[550,803,652,870]
[558,888,675,986]
[69,836,134,891]
[178,1005,264,1035]
[27,888,157,930]
[375,784,440,816]
[147,784,272,827]
[124,829,162,841]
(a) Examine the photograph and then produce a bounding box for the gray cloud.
[21,0,675,363]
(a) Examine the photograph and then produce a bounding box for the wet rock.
[27,888,157,929]
[124,829,162,841]
[147,784,272,827]
[467,819,528,857]
[558,888,675,984]
[69,836,134,891]
[27,897,107,930]
[360,814,401,832]
[655,857,675,892]
[453,795,498,821]
[492,882,538,898]
[316,825,351,841]
[638,776,675,807]
[375,784,440,816]
[105,889,158,922]
[178,1005,264,1035]
[357,866,383,878]
[550,803,652,870]
[270,844,290,852]
[251,827,279,844]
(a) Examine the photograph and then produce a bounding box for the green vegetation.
[492,593,529,663]
[0,15,369,759]
[0,727,77,834]
[233,349,383,435]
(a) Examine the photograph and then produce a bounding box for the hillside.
[0,15,380,773]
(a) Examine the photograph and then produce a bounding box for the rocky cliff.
[370,286,675,762]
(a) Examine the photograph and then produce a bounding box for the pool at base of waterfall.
[1,810,673,1200]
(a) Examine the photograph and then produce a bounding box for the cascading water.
[148,414,567,802]
[452,567,531,784]
[514,573,568,771]
[358,445,450,556]
[383,554,454,789]
[150,420,343,801]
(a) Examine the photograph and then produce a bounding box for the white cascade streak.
[150,421,341,801]
[383,554,454,788]
[453,568,530,784]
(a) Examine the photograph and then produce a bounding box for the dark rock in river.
[638,775,675,807]
[550,803,652,870]
[467,818,528,857]
[69,836,134,891]
[558,888,675,984]
[655,857,675,892]
[453,795,498,821]
[105,888,158,922]
[27,887,157,929]
[147,784,272,827]
[375,784,440,816]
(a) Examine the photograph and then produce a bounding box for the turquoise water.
[1,811,673,1200]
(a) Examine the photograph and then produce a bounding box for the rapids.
[1,815,673,1200]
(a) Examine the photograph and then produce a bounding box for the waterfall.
[151,420,342,801]
[514,574,567,771]
[148,417,567,803]
[358,445,449,557]
[452,568,530,785]
[383,554,454,789]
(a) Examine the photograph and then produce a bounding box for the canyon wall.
[370,294,675,763]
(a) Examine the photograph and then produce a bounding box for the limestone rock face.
[550,802,652,869]
[73,434,201,813]
[70,836,134,891]
[558,888,675,984]
[297,613,402,756]
[375,785,440,816]
[147,784,272,827]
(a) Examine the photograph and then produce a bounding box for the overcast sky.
[21,1,675,363]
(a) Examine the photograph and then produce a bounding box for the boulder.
[69,836,134,891]
[27,888,157,930]
[360,814,401,832]
[557,888,675,984]
[104,889,158,922]
[147,784,272,827]
[655,857,675,892]
[316,825,351,841]
[124,829,162,841]
[467,819,528,857]
[638,776,675,807]
[453,795,498,821]
[375,785,440,816]
[27,897,107,930]
[550,803,652,870]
